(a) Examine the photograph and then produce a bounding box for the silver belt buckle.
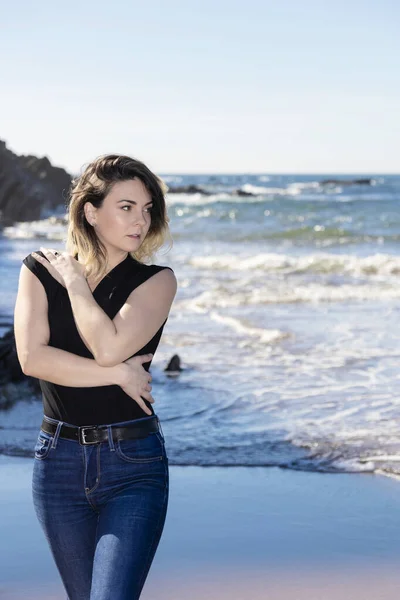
[78,425,98,445]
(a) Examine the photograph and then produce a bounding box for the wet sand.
[1,456,400,599]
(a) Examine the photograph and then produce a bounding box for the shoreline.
[1,457,400,599]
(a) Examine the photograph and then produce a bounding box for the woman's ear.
[83,201,96,226]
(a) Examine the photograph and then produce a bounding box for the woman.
[13,154,177,600]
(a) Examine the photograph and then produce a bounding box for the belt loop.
[157,416,165,442]
[107,425,116,451]
[51,420,63,449]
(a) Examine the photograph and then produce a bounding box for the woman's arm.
[61,267,176,368]
[14,264,128,387]
[22,345,128,387]
[27,249,177,367]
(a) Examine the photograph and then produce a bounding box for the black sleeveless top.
[22,250,174,426]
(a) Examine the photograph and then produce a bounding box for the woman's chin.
[125,237,143,252]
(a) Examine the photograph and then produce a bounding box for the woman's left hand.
[31,247,86,288]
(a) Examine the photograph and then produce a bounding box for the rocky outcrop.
[0,324,40,409]
[167,184,258,197]
[0,325,27,384]
[167,184,211,195]
[0,139,72,227]
[320,178,374,186]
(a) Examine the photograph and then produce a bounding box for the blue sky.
[1,0,398,173]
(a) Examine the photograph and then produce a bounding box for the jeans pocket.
[115,432,164,463]
[34,431,53,460]
[155,431,168,457]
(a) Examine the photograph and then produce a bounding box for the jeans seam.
[115,432,164,463]
[136,456,169,594]
[82,446,97,509]
[115,440,164,463]
[157,416,165,442]
[34,436,53,460]
[85,445,102,496]
[155,432,165,448]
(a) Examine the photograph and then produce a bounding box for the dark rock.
[231,188,254,197]
[0,325,40,410]
[167,184,210,195]
[0,139,72,226]
[0,327,24,384]
[164,354,183,377]
[0,326,39,387]
[320,178,373,186]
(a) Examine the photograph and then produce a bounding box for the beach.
[1,0,398,594]
[1,456,400,599]
[3,173,400,598]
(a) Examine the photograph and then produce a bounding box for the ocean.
[2,173,400,479]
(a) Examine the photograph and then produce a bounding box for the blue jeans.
[32,414,169,600]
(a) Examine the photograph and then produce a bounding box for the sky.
[0,0,398,174]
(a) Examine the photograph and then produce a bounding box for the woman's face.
[86,178,153,254]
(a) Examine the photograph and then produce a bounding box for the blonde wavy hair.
[65,154,173,282]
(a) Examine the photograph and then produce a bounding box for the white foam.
[286,181,321,195]
[3,214,68,241]
[161,175,184,184]
[184,279,400,310]
[209,311,288,344]
[190,252,400,277]
[239,183,276,195]
[164,192,272,206]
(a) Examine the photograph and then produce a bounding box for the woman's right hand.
[117,354,155,415]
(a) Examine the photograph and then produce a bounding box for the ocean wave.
[265,226,353,241]
[163,180,395,204]
[239,183,279,195]
[2,215,68,241]
[165,192,272,206]
[185,282,400,309]
[209,311,289,344]
[190,252,400,277]
[7,222,392,246]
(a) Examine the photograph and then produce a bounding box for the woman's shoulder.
[116,260,176,305]
[131,257,175,275]
[22,249,58,291]
[150,263,175,275]
[126,259,176,294]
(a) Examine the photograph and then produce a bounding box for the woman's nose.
[132,211,147,225]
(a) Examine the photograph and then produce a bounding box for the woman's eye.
[121,205,153,213]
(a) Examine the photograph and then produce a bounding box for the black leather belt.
[40,416,160,446]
